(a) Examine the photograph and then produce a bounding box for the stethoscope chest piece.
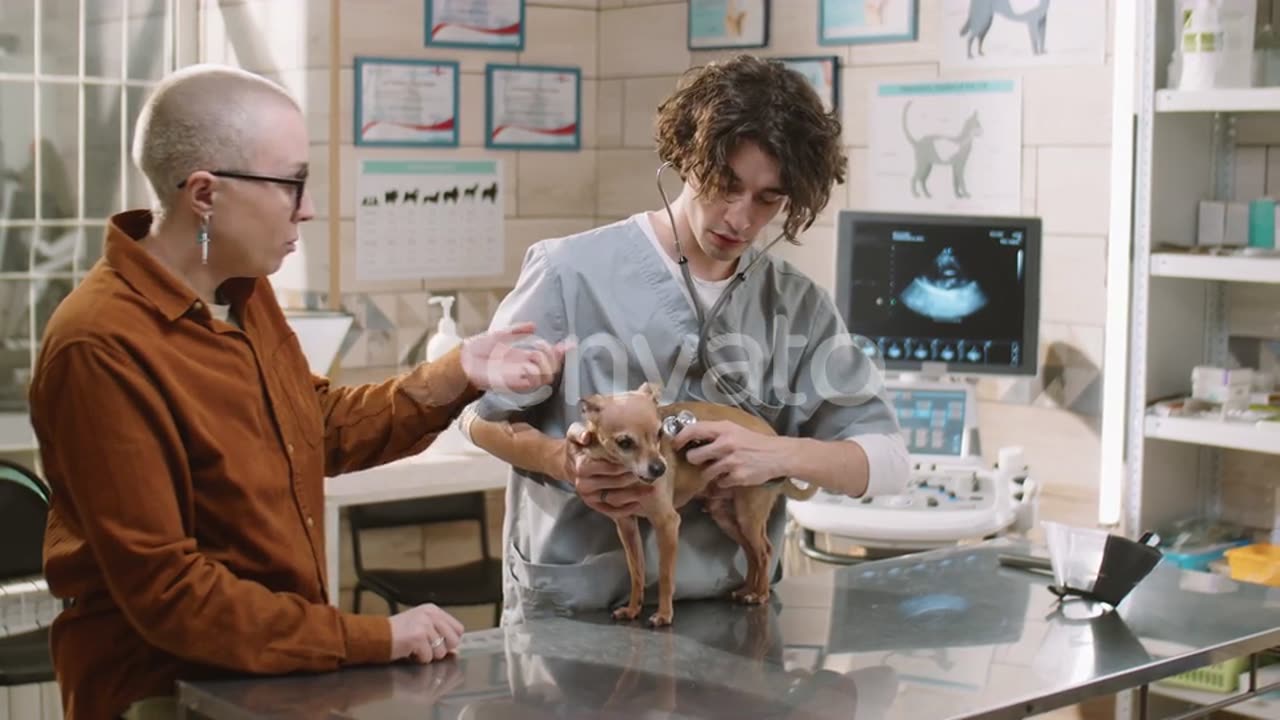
[661,410,697,439]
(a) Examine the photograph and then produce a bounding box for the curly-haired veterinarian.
[460,55,909,624]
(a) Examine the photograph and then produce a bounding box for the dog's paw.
[648,611,673,627]
[612,605,641,622]
[731,588,770,605]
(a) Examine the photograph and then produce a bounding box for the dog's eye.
[615,436,635,450]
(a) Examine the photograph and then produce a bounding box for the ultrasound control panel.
[788,454,1036,550]
[804,462,996,516]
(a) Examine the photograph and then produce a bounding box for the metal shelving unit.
[1150,253,1280,282]
[1120,0,1280,541]
[1157,86,1280,112]
[1106,2,1280,718]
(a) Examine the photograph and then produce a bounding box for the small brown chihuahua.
[567,382,816,627]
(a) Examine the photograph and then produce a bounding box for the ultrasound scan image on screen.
[835,212,1041,376]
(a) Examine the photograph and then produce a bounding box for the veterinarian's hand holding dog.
[675,421,789,493]
[560,432,655,518]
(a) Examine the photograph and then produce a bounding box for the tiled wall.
[198,1,1279,622]
[595,0,1114,505]
[204,0,1123,507]
[203,0,599,371]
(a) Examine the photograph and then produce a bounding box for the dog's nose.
[646,460,667,480]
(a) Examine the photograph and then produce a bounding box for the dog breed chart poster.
[869,80,1022,215]
[941,0,1105,70]
[356,160,503,281]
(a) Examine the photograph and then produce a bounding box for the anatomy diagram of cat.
[864,0,888,26]
[725,0,747,36]
[959,0,1050,58]
[901,101,982,200]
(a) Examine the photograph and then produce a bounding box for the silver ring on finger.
[431,636,445,649]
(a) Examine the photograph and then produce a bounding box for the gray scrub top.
[476,216,899,624]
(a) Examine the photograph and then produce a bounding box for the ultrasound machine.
[788,211,1042,562]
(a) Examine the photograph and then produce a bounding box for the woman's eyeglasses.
[177,170,307,216]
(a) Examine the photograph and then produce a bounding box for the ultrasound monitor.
[834,211,1041,376]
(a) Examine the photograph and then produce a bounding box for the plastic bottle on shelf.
[1256,22,1280,85]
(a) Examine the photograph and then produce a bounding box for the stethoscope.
[655,161,792,415]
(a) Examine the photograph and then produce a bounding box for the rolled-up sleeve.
[845,433,910,497]
[32,342,390,673]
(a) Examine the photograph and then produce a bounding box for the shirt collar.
[104,209,258,322]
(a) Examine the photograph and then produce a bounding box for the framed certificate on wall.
[485,64,582,151]
[354,57,460,147]
[688,0,769,50]
[425,0,525,50]
[777,55,841,113]
[820,0,917,45]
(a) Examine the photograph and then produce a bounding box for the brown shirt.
[29,210,482,719]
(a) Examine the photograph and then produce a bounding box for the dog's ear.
[637,381,663,405]
[578,395,602,420]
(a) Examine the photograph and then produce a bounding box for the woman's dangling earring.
[197,213,210,265]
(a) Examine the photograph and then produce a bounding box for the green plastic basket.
[1159,656,1249,694]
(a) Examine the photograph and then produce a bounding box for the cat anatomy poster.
[869,79,1022,215]
[941,0,1105,70]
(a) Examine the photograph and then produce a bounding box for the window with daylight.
[0,0,192,444]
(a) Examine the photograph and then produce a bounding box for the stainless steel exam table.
[177,539,1280,720]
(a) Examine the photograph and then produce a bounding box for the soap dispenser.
[425,295,462,363]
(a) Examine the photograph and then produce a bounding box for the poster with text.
[486,65,581,150]
[355,58,459,147]
[869,79,1022,215]
[941,0,1105,70]
[356,160,504,281]
[426,0,524,49]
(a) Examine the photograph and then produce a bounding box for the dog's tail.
[782,478,818,501]
[901,100,916,144]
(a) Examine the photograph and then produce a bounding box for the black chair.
[0,458,55,687]
[348,492,503,626]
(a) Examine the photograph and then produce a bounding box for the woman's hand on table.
[389,603,465,663]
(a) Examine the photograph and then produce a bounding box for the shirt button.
[193,301,203,310]
[287,443,294,454]
[306,516,314,527]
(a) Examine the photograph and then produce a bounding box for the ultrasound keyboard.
[787,450,1038,551]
